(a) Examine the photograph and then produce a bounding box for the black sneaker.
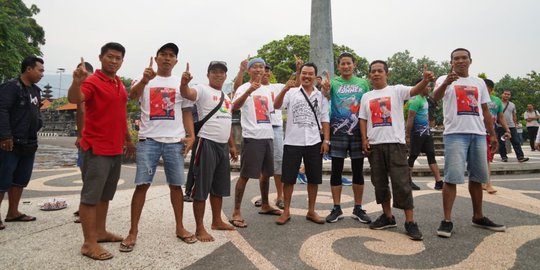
[369,214,397,230]
[434,181,444,190]
[501,157,508,162]
[411,181,421,190]
[183,195,193,202]
[437,220,453,238]
[472,216,506,232]
[351,208,372,224]
[325,207,344,223]
[404,222,423,241]
[518,157,529,162]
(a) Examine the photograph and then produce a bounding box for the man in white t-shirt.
[180,60,239,242]
[523,104,539,151]
[433,48,506,238]
[120,43,197,252]
[359,60,433,241]
[230,58,282,228]
[273,62,330,225]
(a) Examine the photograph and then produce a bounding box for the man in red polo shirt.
[68,42,135,260]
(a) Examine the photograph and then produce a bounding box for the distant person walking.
[524,104,539,151]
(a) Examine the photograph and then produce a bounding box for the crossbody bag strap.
[198,91,224,127]
[300,88,321,131]
[502,102,509,113]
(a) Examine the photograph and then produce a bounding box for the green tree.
[255,35,369,83]
[49,96,68,110]
[495,72,540,120]
[386,50,449,86]
[0,0,45,82]
[120,77,140,114]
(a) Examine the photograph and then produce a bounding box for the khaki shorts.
[80,149,122,205]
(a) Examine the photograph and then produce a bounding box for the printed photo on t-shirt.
[220,99,232,114]
[369,97,392,127]
[150,87,176,120]
[253,95,270,123]
[455,85,479,116]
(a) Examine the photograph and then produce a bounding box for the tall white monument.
[309,0,334,77]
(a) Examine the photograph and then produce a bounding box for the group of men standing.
[3,44,531,261]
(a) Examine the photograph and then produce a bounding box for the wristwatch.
[324,140,331,145]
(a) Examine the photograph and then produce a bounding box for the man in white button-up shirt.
[273,63,330,225]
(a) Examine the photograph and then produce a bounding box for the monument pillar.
[309,0,334,77]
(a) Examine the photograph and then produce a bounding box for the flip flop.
[82,249,114,261]
[119,242,135,252]
[177,234,198,244]
[258,209,282,216]
[254,199,262,207]
[275,216,291,225]
[229,219,248,228]
[4,214,36,222]
[306,215,325,224]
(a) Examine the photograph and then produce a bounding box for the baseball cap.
[207,61,228,72]
[157,43,179,56]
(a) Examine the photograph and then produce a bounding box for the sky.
[23,0,540,97]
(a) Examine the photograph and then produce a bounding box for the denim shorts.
[273,126,284,175]
[134,138,185,186]
[0,150,35,192]
[443,134,489,184]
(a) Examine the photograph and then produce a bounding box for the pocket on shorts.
[391,144,409,167]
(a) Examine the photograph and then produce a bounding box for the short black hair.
[483,79,494,89]
[503,89,512,94]
[100,42,126,58]
[76,62,94,73]
[337,52,355,64]
[369,60,388,73]
[20,56,44,74]
[300,62,318,75]
[451,48,471,60]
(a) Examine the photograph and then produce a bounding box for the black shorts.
[281,143,323,185]
[191,138,231,201]
[409,132,435,157]
[240,138,274,179]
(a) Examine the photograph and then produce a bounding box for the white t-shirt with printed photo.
[435,76,490,135]
[136,75,192,142]
[233,82,274,139]
[194,84,233,144]
[280,87,329,146]
[268,83,285,126]
[359,85,411,145]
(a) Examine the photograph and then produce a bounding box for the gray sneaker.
[437,220,453,238]
[369,214,397,230]
[405,222,423,241]
[351,208,372,224]
[325,207,344,223]
[472,217,506,232]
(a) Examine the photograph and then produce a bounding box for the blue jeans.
[134,139,185,186]
[443,134,488,184]
[496,127,524,159]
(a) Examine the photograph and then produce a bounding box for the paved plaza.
[0,136,539,269]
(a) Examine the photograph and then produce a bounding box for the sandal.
[177,234,198,244]
[119,242,135,252]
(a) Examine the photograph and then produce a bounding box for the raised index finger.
[186,62,190,72]
[80,57,86,71]
[149,57,153,68]
[423,63,427,72]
